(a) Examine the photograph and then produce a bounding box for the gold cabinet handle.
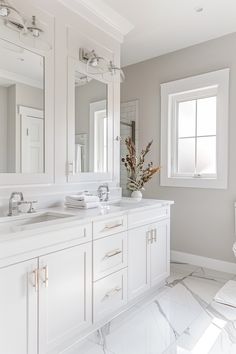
[103,220,123,231]
[146,230,152,244]
[32,269,39,292]
[104,286,122,299]
[151,228,157,243]
[42,265,49,288]
[153,228,157,242]
[104,249,122,259]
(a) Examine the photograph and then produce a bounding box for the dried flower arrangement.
[121,137,161,196]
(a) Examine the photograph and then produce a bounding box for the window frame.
[161,69,229,189]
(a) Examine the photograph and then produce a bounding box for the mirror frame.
[0,37,54,186]
[67,57,114,183]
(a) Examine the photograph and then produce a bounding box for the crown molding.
[59,0,134,43]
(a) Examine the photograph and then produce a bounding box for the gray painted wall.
[121,32,236,263]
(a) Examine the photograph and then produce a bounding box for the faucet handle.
[27,200,38,214]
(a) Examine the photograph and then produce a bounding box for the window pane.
[178,138,195,174]
[196,137,216,174]
[197,97,216,136]
[178,100,196,137]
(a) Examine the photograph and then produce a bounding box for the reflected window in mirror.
[75,72,108,173]
[0,39,45,174]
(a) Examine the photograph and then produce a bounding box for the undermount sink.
[20,212,72,225]
[0,211,74,236]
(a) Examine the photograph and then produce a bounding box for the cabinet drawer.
[93,269,127,323]
[128,207,169,229]
[93,232,127,281]
[0,223,92,263]
[93,215,127,240]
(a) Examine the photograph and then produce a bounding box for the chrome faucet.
[8,192,38,216]
[97,184,110,202]
[8,192,24,216]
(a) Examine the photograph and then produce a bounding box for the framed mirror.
[0,38,53,185]
[67,58,114,182]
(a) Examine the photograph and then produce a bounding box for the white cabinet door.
[150,219,170,287]
[39,243,92,354]
[128,225,150,300]
[0,259,38,354]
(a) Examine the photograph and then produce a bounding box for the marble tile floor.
[68,263,236,354]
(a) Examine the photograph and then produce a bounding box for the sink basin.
[0,211,74,236]
[20,212,72,225]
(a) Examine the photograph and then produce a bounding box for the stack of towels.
[65,194,100,209]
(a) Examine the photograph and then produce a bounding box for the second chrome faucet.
[8,192,38,216]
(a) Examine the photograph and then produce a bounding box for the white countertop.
[0,198,174,238]
[52,197,174,219]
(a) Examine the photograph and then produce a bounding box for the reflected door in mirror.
[0,38,45,173]
[75,72,108,173]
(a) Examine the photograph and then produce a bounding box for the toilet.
[214,203,236,307]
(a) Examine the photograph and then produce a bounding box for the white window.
[161,69,229,189]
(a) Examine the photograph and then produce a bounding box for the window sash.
[171,89,218,178]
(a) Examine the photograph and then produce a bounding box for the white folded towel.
[65,202,100,209]
[214,280,236,307]
[65,194,99,203]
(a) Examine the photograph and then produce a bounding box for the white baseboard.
[171,250,236,274]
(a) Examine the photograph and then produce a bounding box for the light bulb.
[0,5,9,17]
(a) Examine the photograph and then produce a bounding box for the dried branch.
[121,137,161,192]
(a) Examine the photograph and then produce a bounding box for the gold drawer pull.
[104,286,122,299]
[42,265,49,288]
[103,221,123,231]
[104,249,122,259]
[32,269,39,292]
[146,231,152,244]
[152,228,157,242]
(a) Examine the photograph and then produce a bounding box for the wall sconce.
[27,16,43,38]
[79,47,125,82]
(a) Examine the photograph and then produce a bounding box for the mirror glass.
[74,72,108,173]
[0,39,44,174]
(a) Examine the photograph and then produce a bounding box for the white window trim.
[160,69,230,189]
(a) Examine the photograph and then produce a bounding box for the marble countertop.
[0,198,174,239]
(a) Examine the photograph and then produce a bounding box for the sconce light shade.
[0,0,18,17]
[27,16,43,38]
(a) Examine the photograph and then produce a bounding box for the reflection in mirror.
[0,39,44,174]
[75,72,108,173]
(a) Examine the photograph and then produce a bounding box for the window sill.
[160,175,227,189]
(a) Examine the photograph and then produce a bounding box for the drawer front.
[0,223,92,264]
[93,215,127,240]
[93,232,127,281]
[93,269,127,323]
[128,207,169,229]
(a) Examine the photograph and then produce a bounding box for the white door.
[0,259,38,354]
[20,106,44,173]
[39,243,92,354]
[150,219,170,287]
[128,225,150,300]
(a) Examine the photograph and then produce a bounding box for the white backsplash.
[0,187,122,216]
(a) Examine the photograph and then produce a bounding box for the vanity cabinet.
[128,219,170,301]
[0,259,38,354]
[128,224,151,300]
[0,201,172,354]
[0,242,92,354]
[39,243,92,354]
[150,220,170,287]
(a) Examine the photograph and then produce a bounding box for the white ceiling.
[0,39,43,89]
[102,0,236,66]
